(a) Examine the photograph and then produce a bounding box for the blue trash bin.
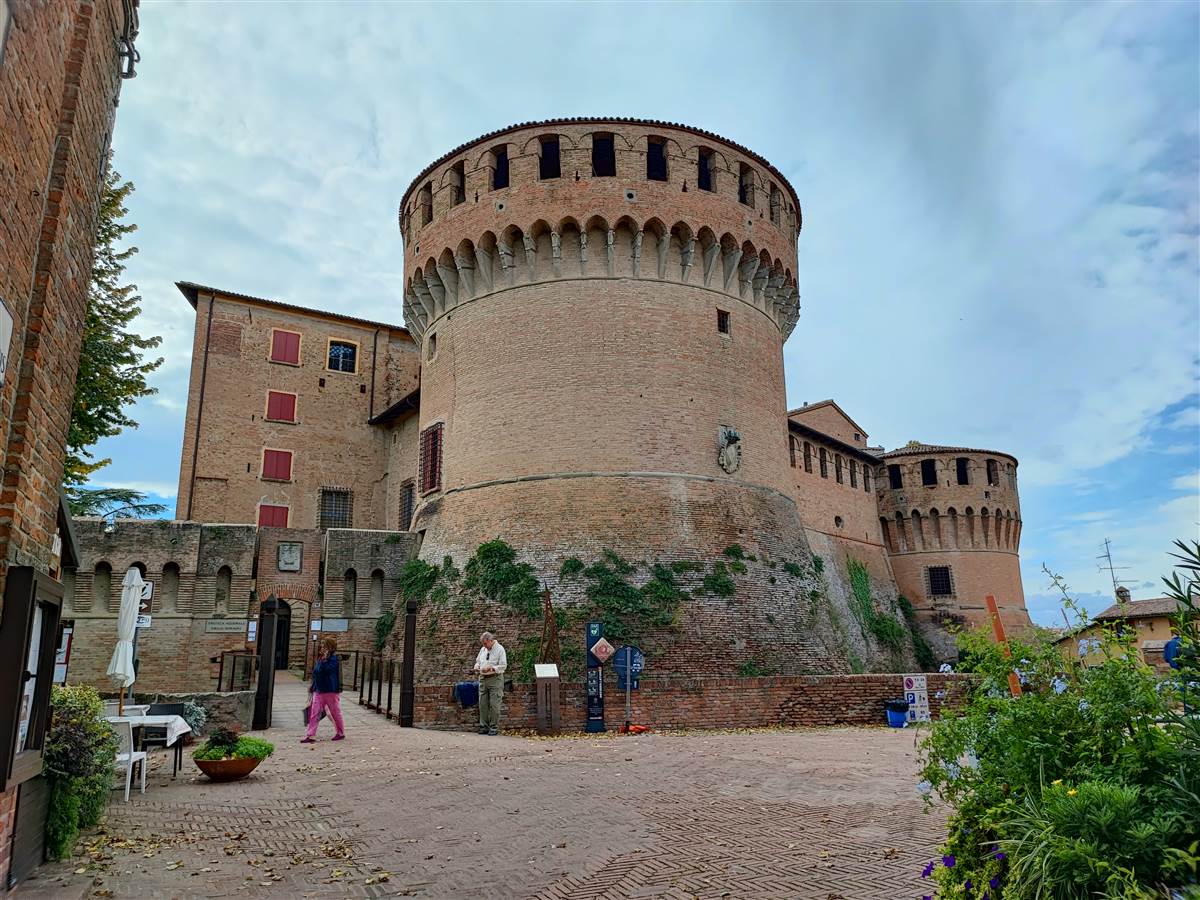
[884,698,909,728]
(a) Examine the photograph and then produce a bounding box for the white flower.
[1051,676,1068,695]
[943,762,961,780]
[916,780,933,795]
[939,663,954,673]
[963,751,980,770]
[1078,699,1090,712]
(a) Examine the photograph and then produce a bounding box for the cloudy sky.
[95,1,1198,625]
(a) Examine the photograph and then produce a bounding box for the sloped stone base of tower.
[410,475,919,681]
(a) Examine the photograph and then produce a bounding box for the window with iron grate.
[927,565,954,598]
[318,488,353,530]
[419,423,444,494]
[399,479,416,530]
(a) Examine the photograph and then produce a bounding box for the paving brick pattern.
[22,675,945,899]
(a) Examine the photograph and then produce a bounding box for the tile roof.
[398,116,802,222]
[176,281,411,337]
[1094,597,1181,621]
[880,442,1018,464]
[786,399,870,440]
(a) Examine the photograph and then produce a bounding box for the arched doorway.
[273,599,292,670]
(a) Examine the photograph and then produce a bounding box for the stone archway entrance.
[273,599,291,670]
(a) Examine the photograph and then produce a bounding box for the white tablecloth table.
[105,714,191,747]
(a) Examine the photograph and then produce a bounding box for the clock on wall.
[277,541,302,572]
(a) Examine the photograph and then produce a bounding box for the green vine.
[847,558,905,651]
[463,539,541,618]
[701,561,736,597]
[373,609,395,650]
[398,558,440,602]
[898,595,936,669]
[559,557,584,578]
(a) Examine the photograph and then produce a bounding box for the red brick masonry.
[404,673,969,731]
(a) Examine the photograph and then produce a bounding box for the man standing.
[473,632,507,735]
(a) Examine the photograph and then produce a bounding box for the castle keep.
[64,118,1030,694]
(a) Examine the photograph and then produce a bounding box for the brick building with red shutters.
[0,0,141,887]
[64,119,1031,705]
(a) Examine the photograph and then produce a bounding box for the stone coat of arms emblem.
[718,427,742,474]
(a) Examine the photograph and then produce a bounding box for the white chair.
[110,720,146,802]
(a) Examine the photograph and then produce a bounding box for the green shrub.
[193,733,274,761]
[782,561,804,578]
[701,561,735,597]
[669,559,702,574]
[463,540,541,617]
[601,548,635,575]
[441,555,461,581]
[898,596,937,670]
[868,614,905,650]
[398,558,439,602]
[43,684,117,860]
[374,609,396,650]
[728,559,747,575]
[737,659,776,677]
[811,554,824,574]
[918,547,1200,898]
[559,557,584,578]
[722,544,745,560]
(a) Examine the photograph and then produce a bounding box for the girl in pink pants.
[303,637,345,742]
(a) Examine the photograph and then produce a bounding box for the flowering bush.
[916,541,1200,898]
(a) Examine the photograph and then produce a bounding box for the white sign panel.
[247,620,257,642]
[310,619,322,631]
[136,614,152,629]
[534,663,559,679]
[204,618,248,634]
[321,618,348,632]
[903,673,931,723]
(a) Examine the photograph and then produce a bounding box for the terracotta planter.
[193,756,263,782]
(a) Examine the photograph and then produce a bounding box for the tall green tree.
[64,160,163,509]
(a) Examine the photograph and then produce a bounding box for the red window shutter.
[263,449,292,481]
[258,504,288,527]
[271,330,300,364]
[267,391,295,422]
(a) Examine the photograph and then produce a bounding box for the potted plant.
[191,727,274,782]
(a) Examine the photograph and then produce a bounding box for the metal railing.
[357,655,401,720]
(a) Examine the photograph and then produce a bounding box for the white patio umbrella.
[106,567,142,714]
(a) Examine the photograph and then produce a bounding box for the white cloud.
[93,480,178,499]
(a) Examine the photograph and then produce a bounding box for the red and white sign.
[590,637,616,663]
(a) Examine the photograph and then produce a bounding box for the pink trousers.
[306,691,345,739]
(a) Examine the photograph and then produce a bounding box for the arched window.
[947,507,960,548]
[819,447,829,478]
[697,148,714,192]
[161,563,180,614]
[895,511,909,552]
[849,459,858,488]
[769,183,781,224]
[921,459,938,486]
[995,509,1003,545]
[803,442,812,473]
[956,457,970,485]
[418,182,432,227]
[646,137,668,181]
[94,561,112,612]
[880,517,897,553]
[214,566,232,615]
[834,453,844,484]
[592,133,615,177]
[449,160,465,206]
[343,568,357,616]
[491,146,509,190]
[788,435,799,468]
[863,465,871,492]
[738,163,754,207]
[539,136,560,180]
[928,509,942,549]
[911,510,925,551]
[370,569,385,616]
[986,459,999,487]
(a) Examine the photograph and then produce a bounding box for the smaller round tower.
[875,443,1030,633]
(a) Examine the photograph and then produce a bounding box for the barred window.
[318,488,353,530]
[327,340,356,373]
[927,565,954,598]
[399,479,415,530]
[419,423,444,494]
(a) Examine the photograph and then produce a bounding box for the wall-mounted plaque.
[277,541,302,572]
[205,618,249,634]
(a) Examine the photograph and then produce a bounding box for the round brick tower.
[398,119,811,653]
[875,444,1031,633]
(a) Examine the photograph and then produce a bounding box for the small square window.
[539,137,560,180]
[647,137,668,181]
[717,309,730,335]
[265,391,296,423]
[262,449,293,482]
[327,340,357,373]
[697,148,714,192]
[270,329,301,365]
[592,134,615,177]
[928,566,954,598]
[491,147,509,190]
[318,488,353,530]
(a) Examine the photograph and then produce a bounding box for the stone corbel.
[424,273,447,317]
[656,231,669,280]
[680,237,696,283]
[473,246,493,294]
[721,247,743,293]
[454,254,475,300]
[497,240,515,286]
[550,230,562,278]
[738,256,760,300]
[702,240,721,287]
[752,266,769,308]
[522,233,537,282]
[435,262,459,307]
[606,229,615,277]
[578,231,588,276]
[632,230,644,279]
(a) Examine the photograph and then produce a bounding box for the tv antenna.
[1097,538,1134,596]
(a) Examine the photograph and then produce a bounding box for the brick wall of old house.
[788,401,869,449]
[173,289,419,529]
[0,0,135,885]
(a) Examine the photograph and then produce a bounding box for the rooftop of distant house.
[176,281,411,337]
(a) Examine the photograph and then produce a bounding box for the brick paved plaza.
[22,676,945,899]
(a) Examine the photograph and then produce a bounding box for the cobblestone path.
[20,675,945,899]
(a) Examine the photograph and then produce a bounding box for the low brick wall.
[403,673,969,732]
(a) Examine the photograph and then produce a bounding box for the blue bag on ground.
[453,681,479,708]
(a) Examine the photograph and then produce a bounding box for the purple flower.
[993,850,1007,861]
[990,876,1000,888]
[942,854,956,868]
[965,880,973,889]
[921,860,935,878]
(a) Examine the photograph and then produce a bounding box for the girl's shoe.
[332,734,345,741]
[300,738,315,744]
